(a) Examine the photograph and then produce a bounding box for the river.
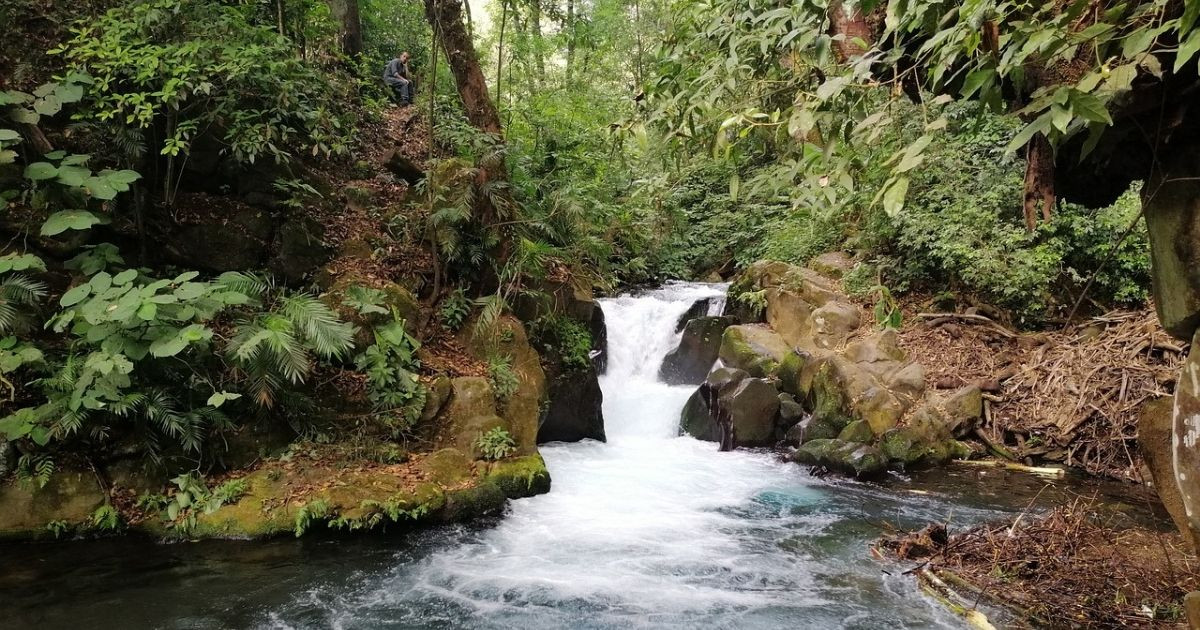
[0,283,1156,629]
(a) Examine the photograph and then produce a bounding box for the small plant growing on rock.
[487,355,520,401]
[45,520,70,539]
[871,284,902,330]
[735,289,767,318]
[474,427,516,461]
[294,499,332,537]
[91,504,121,531]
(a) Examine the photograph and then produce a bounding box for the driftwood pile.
[899,307,1185,480]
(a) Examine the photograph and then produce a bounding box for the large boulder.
[719,324,792,378]
[0,470,107,540]
[719,377,781,446]
[1139,396,1200,550]
[810,356,904,436]
[659,316,735,384]
[539,361,606,443]
[459,315,547,455]
[809,251,855,279]
[810,301,861,350]
[765,287,816,348]
[1145,155,1200,340]
[680,367,749,440]
[907,385,984,441]
[676,297,717,331]
[792,439,887,478]
[435,377,507,459]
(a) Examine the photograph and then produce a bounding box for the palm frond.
[280,294,355,359]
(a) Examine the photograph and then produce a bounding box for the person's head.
[400,51,410,62]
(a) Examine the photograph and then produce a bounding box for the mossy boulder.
[719,324,792,378]
[879,427,971,469]
[418,448,475,485]
[0,471,107,540]
[838,419,875,443]
[435,377,507,458]
[679,367,750,440]
[326,274,422,348]
[908,385,984,441]
[419,376,453,423]
[460,315,547,455]
[721,377,781,446]
[810,356,905,436]
[539,359,605,443]
[487,454,553,497]
[792,439,887,478]
[660,316,735,384]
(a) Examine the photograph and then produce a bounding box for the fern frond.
[279,294,354,359]
[216,271,270,299]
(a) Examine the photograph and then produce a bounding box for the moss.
[487,454,552,497]
[838,419,874,443]
[418,448,474,485]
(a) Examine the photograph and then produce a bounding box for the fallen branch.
[953,458,1065,478]
[918,312,1018,338]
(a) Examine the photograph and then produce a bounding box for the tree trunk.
[426,0,503,136]
[564,0,575,84]
[327,0,364,58]
[530,0,545,85]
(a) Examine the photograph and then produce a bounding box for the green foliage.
[531,315,593,371]
[871,286,902,330]
[45,519,71,539]
[354,311,426,438]
[159,473,247,536]
[473,426,516,461]
[734,290,767,319]
[91,504,121,531]
[438,288,472,330]
[294,498,332,536]
[54,0,351,170]
[486,355,520,402]
[342,286,389,316]
[224,273,356,408]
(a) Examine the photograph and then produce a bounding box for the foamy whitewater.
[261,283,972,629]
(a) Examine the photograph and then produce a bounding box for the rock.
[838,419,874,443]
[776,348,821,398]
[459,315,547,455]
[810,301,861,349]
[0,441,14,478]
[435,377,503,456]
[0,470,106,539]
[419,376,453,423]
[792,439,887,478]
[908,385,984,440]
[719,324,792,378]
[165,202,273,272]
[659,316,735,384]
[1145,160,1200,340]
[879,427,968,469]
[418,448,474,485]
[810,356,904,436]
[1140,396,1200,550]
[778,393,806,426]
[216,421,296,470]
[386,152,426,186]
[786,414,842,445]
[270,214,330,284]
[765,287,815,348]
[676,298,716,332]
[718,377,781,446]
[539,360,605,443]
[326,275,422,350]
[809,251,855,279]
[680,367,750,441]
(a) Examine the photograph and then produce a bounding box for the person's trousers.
[385,77,412,104]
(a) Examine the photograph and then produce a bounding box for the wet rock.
[719,324,792,378]
[659,316,735,385]
[776,348,821,398]
[908,385,984,441]
[792,439,887,478]
[675,297,716,331]
[680,367,749,441]
[719,377,781,447]
[419,448,474,485]
[785,414,842,445]
[539,360,605,443]
[778,393,806,426]
[838,419,874,444]
[1145,158,1200,340]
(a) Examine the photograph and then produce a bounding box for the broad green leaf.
[881,177,909,217]
[1176,30,1200,73]
[207,392,242,408]
[41,210,101,236]
[33,95,62,116]
[137,302,157,321]
[1069,91,1113,125]
[0,129,19,142]
[112,269,137,286]
[89,271,113,293]
[60,283,92,307]
[24,162,58,181]
[149,333,189,358]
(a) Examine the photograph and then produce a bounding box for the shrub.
[473,427,516,461]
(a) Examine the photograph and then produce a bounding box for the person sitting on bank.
[383,52,413,106]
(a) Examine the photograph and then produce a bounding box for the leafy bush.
[531,315,592,371]
[354,311,426,437]
[486,355,521,402]
[438,288,472,330]
[473,427,516,461]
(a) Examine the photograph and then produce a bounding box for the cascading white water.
[261,283,971,629]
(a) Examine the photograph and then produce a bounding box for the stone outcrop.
[659,316,734,384]
[685,259,983,476]
[458,315,547,455]
[1140,397,1200,550]
[539,360,606,443]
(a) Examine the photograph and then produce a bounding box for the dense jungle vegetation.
[0,0,1187,497]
